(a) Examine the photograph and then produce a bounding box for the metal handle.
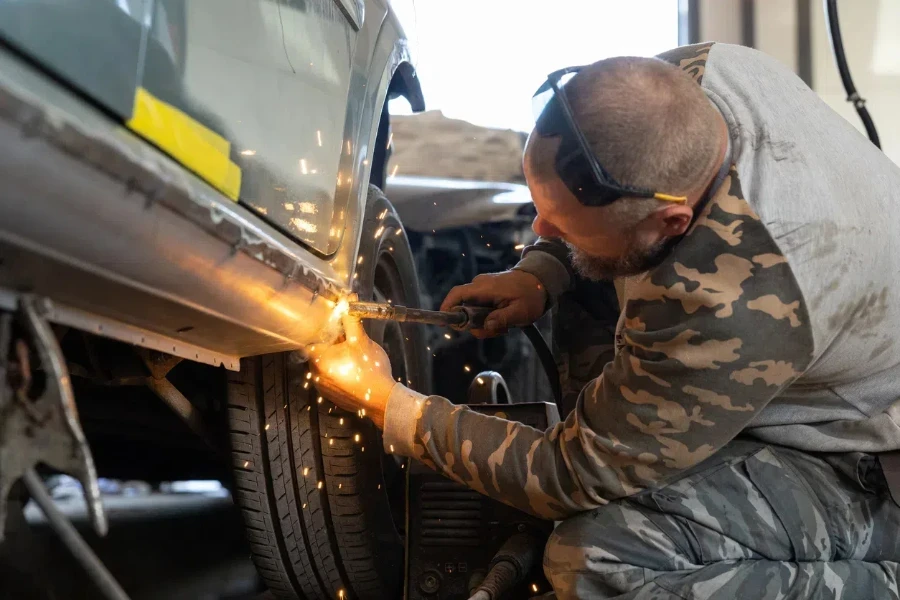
[450,306,494,331]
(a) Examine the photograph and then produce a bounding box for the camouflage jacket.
[381,43,900,519]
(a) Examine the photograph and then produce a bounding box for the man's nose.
[532,215,561,238]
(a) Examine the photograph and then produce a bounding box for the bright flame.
[330,299,350,322]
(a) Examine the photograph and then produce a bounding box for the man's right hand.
[440,270,548,338]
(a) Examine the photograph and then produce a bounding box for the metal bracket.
[0,295,106,541]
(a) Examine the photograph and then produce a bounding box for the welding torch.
[346,300,563,407]
[348,301,494,331]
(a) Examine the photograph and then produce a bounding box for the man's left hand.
[309,314,396,429]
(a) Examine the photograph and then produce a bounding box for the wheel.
[227,185,428,599]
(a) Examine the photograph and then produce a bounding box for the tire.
[228,185,428,599]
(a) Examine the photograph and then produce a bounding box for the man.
[313,43,900,599]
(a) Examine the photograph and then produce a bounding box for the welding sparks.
[243,460,249,468]
[240,149,256,156]
[515,243,526,250]
[389,445,394,453]
[386,132,394,149]
[316,130,323,146]
[318,396,323,403]
[374,225,385,239]
[284,202,294,211]
[354,434,360,442]
[318,481,323,489]
[357,255,364,265]
[378,209,388,220]
[532,584,539,593]
[303,467,309,476]
[339,418,344,425]
[444,333,452,339]
[265,423,270,430]
[390,164,399,177]
[477,377,485,385]
[394,229,402,236]
[299,158,309,174]
[464,365,471,372]
[329,438,334,446]
[298,202,317,214]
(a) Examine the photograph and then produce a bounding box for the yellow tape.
[127,87,241,201]
[653,192,688,203]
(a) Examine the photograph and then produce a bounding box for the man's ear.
[654,204,695,237]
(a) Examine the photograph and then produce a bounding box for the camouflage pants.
[542,441,900,599]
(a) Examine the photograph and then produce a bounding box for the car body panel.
[0,0,422,363]
[387,176,534,232]
[0,0,409,257]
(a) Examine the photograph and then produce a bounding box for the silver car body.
[0,0,423,367]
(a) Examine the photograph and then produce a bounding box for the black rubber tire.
[228,185,428,599]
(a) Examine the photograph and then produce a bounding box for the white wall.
[811,0,900,163]
[699,0,899,164]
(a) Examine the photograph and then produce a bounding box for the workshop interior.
[0,1,896,599]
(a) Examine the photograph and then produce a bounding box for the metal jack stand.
[0,295,131,600]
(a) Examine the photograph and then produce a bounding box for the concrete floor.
[2,492,265,599]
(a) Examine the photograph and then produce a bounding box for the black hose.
[468,532,541,600]
[823,0,881,148]
[522,325,562,411]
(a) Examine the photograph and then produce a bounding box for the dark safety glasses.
[532,66,687,207]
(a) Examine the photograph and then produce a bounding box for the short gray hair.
[530,56,722,223]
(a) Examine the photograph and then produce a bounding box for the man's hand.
[441,270,548,338]
[309,314,396,429]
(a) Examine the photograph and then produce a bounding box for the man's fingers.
[484,304,526,333]
[440,283,501,313]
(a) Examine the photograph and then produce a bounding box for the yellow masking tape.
[127,87,241,201]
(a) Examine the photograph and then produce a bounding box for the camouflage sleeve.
[382,168,816,521]
[513,237,574,304]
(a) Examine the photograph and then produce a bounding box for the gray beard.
[566,237,672,281]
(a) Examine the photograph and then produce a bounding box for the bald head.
[524,56,727,280]
[527,56,723,205]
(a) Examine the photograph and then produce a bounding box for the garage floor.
[2,492,264,599]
